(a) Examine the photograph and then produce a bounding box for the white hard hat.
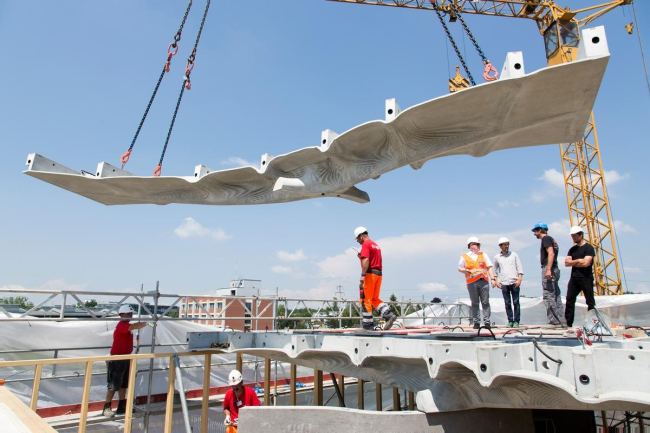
[498,237,510,245]
[467,236,480,246]
[354,226,368,239]
[570,226,584,235]
[118,304,134,315]
[228,369,243,386]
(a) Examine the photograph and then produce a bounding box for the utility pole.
[335,285,345,299]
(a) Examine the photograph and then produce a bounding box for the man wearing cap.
[564,226,597,327]
[102,305,147,418]
[354,226,397,331]
[223,369,260,432]
[493,237,524,328]
[458,236,496,329]
[532,222,567,327]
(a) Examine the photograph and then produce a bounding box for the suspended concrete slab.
[24,27,611,206]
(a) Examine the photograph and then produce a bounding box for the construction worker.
[493,237,524,328]
[354,226,397,331]
[223,369,261,432]
[102,305,147,417]
[564,226,596,327]
[458,236,496,329]
[532,222,567,327]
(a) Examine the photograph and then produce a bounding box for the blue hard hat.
[531,222,548,232]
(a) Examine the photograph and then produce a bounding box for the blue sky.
[1,1,648,304]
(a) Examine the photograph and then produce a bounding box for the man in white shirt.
[458,237,496,329]
[493,237,524,328]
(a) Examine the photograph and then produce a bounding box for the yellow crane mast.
[328,0,632,295]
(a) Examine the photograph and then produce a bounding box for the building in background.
[180,279,275,331]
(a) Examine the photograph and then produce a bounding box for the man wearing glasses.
[564,226,596,327]
[223,369,260,432]
[532,222,567,327]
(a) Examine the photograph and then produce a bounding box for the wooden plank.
[236,352,243,373]
[264,358,271,406]
[408,391,415,410]
[290,363,297,406]
[314,369,323,406]
[124,358,138,433]
[77,361,93,433]
[164,356,176,433]
[392,387,400,411]
[0,386,57,433]
[30,364,43,411]
[357,379,364,410]
[375,383,382,412]
[201,354,211,433]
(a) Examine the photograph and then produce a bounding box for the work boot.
[362,323,375,331]
[115,399,134,415]
[383,313,397,331]
[102,402,115,418]
[473,323,480,330]
[483,323,491,329]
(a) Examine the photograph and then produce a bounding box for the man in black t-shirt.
[564,226,596,327]
[532,222,566,326]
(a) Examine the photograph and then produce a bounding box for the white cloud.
[220,157,257,168]
[497,200,520,208]
[604,170,629,185]
[277,249,306,261]
[538,168,565,189]
[614,220,637,233]
[478,208,499,218]
[271,265,292,274]
[173,217,231,241]
[40,278,87,291]
[623,266,642,274]
[416,282,449,293]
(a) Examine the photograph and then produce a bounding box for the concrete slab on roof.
[187,329,650,413]
[25,52,608,206]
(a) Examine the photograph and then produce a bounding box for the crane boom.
[327,0,633,295]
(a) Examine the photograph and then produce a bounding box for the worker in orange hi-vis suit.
[354,226,397,331]
[458,236,496,330]
[223,369,261,432]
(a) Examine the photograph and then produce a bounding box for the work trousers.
[501,284,520,323]
[565,277,596,327]
[361,273,384,328]
[542,267,565,325]
[466,279,490,325]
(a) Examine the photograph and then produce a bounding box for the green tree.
[1,296,34,310]
[389,293,402,316]
[76,299,98,309]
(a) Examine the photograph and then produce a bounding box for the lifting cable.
[154,0,211,177]
[429,1,498,85]
[431,1,476,86]
[120,1,193,169]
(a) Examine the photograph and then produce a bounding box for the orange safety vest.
[463,253,489,283]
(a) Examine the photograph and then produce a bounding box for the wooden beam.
[375,383,382,411]
[78,361,93,433]
[264,358,271,406]
[201,354,211,433]
[236,352,243,373]
[290,363,297,406]
[408,391,415,410]
[30,364,43,411]
[357,379,364,410]
[164,356,176,433]
[338,374,345,407]
[314,369,323,406]
[392,387,400,411]
[0,387,57,433]
[124,358,138,433]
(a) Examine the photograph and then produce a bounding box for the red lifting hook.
[483,61,499,81]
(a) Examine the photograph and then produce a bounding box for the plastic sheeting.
[405,294,650,326]
[0,318,306,409]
